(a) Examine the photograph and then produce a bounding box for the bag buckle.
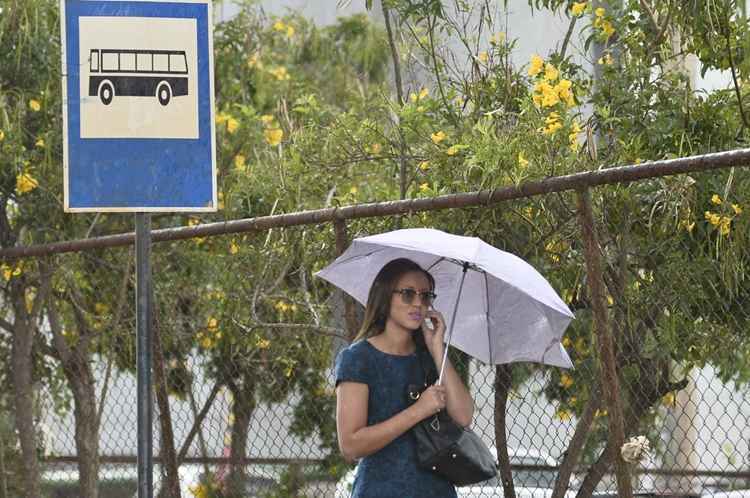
[430,416,440,432]
[410,391,420,400]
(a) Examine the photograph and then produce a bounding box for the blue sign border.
[61,0,216,212]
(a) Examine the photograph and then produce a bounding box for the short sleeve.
[334,345,370,387]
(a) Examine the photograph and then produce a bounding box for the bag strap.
[410,349,438,388]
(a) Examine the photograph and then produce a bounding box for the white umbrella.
[316,228,574,378]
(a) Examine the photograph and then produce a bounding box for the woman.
[334,258,475,497]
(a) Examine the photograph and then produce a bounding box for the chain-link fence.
[1,159,749,498]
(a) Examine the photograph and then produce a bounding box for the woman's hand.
[422,309,446,359]
[414,384,447,419]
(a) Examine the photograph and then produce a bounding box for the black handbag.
[406,352,497,486]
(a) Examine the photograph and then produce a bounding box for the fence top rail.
[2,148,749,260]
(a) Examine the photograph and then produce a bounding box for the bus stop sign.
[60,0,216,212]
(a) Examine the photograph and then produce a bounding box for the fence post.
[136,213,154,498]
[334,219,359,341]
[575,188,633,498]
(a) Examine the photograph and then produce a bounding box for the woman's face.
[386,270,431,332]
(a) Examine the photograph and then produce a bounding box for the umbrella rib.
[484,271,493,363]
[425,257,447,273]
[323,248,385,267]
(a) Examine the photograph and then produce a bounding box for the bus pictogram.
[88,49,189,106]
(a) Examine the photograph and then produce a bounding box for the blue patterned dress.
[334,340,458,498]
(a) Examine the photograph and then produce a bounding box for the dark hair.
[353,258,435,346]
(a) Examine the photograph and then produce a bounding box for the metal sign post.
[59,1,216,496]
[135,214,153,498]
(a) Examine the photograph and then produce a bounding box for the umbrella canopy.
[316,228,574,369]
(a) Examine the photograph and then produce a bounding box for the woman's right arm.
[336,381,446,462]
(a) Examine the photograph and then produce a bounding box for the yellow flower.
[704,211,721,226]
[260,114,275,126]
[532,93,542,107]
[719,217,731,236]
[349,186,358,195]
[732,204,742,215]
[189,483,209,498]
[431,131,447,144]
[560,374,574,389]
[598,53,614,65]
[257,338,271,349]
[556,409,572,421]
[201,337,213,349]
[571,2,586,16]
[269,66,290,81]
[518,152,529,167]
[215,112,230,124]
[370,143,382,154]
[418,161,430,171]
[535,82,560,107]
[273,20,286,32]
[711,194,722,205]
[528,54,544,77]
[419,183,430,192]
[562,337,573,348]
[226,117,239,134]
[35,138,45,148]
[419,88,429,100]
[543,63,559,82]
[478,51,489,63]
[446,145,458,156]
[662,392,675,407]
[264,128,284,146]
[1,265,12,281]
[0,130,5,141]
[187,217,200,227]
[29,99,41,112]
[541,112,563,136]
[545,111,560,124]
[489,32,505,45]
[247,53,260,68]
[601,20,615,38]
[594,409,608,418]
[234,154,246,171]
[556,79,572,97]
[229,241,239,254]
[595,7,605,17]
[207,317,218,330]
[286,25,295,38]
[680,219,695,233]
[16,173,39,194]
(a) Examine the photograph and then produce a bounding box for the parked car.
[702,490,750,498]
[458,447,577,498]
[335,447,576,498]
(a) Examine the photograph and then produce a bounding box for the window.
[136,53,152,72]
[101,52,118,72]
[120,52,135,71]
[89,50,99,72]
[153,53,169,72]
[169,53,187,73]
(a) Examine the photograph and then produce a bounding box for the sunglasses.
[393,288,437,306]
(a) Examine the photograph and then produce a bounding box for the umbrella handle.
[437,262,469,385]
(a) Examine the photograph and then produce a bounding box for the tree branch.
[381,4,404,106]
[232,318,347,340]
